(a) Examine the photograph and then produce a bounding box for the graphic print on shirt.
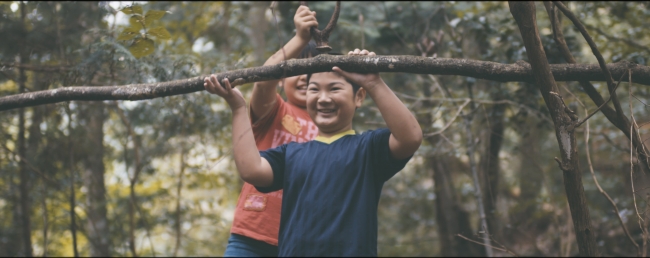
[281,114,302,135]
[272,115,318,147]
[243,194,267,211]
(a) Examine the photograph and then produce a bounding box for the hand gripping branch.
[299,1,341,54]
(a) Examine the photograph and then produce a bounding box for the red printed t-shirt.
[230,93,318,246]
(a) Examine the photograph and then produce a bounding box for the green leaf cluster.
[118,5,171,58]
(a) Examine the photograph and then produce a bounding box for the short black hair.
[306,51,361,93]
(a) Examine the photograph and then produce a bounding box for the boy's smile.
[282,74,308,108]
[307,72,365,137]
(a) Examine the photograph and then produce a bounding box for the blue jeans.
[223,233,279,257]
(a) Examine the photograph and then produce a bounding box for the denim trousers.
[223,233,279,257]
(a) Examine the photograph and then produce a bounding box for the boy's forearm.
[254,35,309,92]
[263,35,309,66]
[366,81,423,148]
[231,106,272,186]
[251,35,310,117]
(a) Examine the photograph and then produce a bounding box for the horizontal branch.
[1,55,649,111]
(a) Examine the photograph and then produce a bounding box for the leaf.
[121,5,143,15]
[117,27,140,41]
[144,10,167,26]
[129,16,144,30]
[148,26,171,40]
[129,38,155,58]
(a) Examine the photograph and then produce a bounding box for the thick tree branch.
[544,1,650,171]
[552,1,627,129]
[1,55,650,111]
[509,1,597,256]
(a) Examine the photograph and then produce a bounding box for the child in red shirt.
[219,5,319,257]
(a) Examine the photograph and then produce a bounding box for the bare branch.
[456,234,516,257]
[571,71,627,130]
[552,1,627,125]
[423,98,471,137]
[2,56,650,111]
[584,23,650,54]
[574,82,641,255]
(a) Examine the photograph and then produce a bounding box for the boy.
[204,49,423,256]
[221,5,319,257]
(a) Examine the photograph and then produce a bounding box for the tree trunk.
[17,1,33,256]
[249,1,269,64]
[81,102,110,257]
[478,88,505,240]
[509,2,597,256]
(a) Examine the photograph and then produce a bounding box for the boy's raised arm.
[204,76,274,187]
[250,6,317,121]
[333,49,423,160]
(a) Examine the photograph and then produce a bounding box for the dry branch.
[509,1,597,256]
[543,1,650,173]
[1,55,650,111]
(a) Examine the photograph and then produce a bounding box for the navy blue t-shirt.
[255,128,412,256]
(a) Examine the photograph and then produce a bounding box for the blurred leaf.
[121,5,143,15]
[129,16,144,30]
[129,38,155,58]
[148,26,171,40]
[144,10,167,27]
[117,27,140,41]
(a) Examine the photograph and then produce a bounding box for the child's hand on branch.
[204,75,246,110]
[294,6,318,42]
[332,48,383,91]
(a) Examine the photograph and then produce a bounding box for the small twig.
[571,70,627,130]
[424,98,471,136]
[630,70,648,244]
[375,2,408,47]
[630,93,649,107]
[584,23,650,54]
[475,234,520,257]
[456,234,516,256]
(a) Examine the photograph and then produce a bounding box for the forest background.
[0,1,649,256]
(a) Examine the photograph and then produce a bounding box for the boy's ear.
[354,88,366,108]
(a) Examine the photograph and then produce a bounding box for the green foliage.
[119,5,171,58]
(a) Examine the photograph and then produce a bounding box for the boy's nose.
[317,92,332,103]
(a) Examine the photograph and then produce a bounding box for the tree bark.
[81,102,111,257]
[542,1,650,174]
[17,1,33,256]
[1,56,649,111]
[509,2,597,256]
[479,89,505,240]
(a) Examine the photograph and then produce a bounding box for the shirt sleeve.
[255,143,287,193]
[367,128,413,182]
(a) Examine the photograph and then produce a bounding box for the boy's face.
[280,74,308,108]
[307,72,365,134]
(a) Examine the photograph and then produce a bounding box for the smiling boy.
[223,5,319,257]
[204,49,423,256]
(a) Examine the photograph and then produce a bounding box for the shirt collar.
[314,130,356,144]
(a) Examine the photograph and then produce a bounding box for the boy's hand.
[204,75,246,110]
[332,49,383,91]
[294,6,318,42]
